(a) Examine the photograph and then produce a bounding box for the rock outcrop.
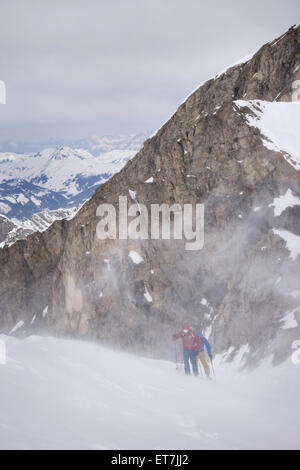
[1,26,300,366]
[0,207,79,248]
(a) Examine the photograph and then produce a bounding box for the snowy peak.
[0,136,145,222]
[0,152,19,163]
[47,146,92,161]
[0,133,149,156]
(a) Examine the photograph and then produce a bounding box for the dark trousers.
[183,349,199,375]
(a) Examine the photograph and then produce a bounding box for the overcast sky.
[0,0,299,149]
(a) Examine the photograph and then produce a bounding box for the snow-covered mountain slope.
[0,179,72,219]
[0,152,20,163]
[234,100,300,170]
[0,146,138,211]
[0,207,79,248]
[0,335,299,450]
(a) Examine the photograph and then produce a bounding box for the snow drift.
[0,335,299,450]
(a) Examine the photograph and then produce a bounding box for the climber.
[172,322,200,375]
[195,329,212,378]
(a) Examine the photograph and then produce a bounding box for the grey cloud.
[0,0,299,148]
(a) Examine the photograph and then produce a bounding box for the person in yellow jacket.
[195,329,213,378]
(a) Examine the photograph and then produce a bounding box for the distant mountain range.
[0,134,148,246]
[0,133,149,155]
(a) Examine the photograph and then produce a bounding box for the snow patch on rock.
[280,308,300,330]
[144,288,153,303]
[273,229,300,261]
[269,189,300,216]
[9,321,25,335]
[128,250,144,265]
[144,177,154,183]
[235,100,300,170]
[42,306,48,318]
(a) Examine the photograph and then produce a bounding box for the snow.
[269,189,300,216]
[215,53,254,79]
[5,196,16,204]
[0,202,11,214]
[128,250,144,265]
[235,100,300,170]
[42,306,49,318]
[30,196,41,207]
[144,177,153,183]
[288,290,300,299]
[149,129,159,138]
[8,321,24,335]
[104,259,111,272]
[0,335,299,450]
[0,207,80,249]
[128,189,136,200]
[0,146,138,198]
[280,308,299,330]
[16,194,29,205]
[213,105,221,115]
[144,288,153,303]
[179,56,252,105]
[275,276,281,286]
[180,82,206,105]
[273,229,300,261]
[0,207,79,248]
[270,30,289,48]
[0,152,19,163]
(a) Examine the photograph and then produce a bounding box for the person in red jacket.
[172,322,200,375]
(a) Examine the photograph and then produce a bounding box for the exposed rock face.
[1,26,300,365]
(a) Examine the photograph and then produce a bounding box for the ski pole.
[210,356,216,381]
[174,340,179,370]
